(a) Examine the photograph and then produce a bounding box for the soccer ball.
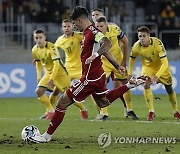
[21,125,40,142]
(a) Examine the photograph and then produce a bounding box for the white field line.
[86,119,180,125]
[0,117,179,125]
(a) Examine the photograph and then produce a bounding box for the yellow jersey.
[54,32,82,70]
[129,37,170,77]
[102,25,123,66]
[32,41,67,80]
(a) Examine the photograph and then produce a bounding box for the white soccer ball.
[21,125,40,142]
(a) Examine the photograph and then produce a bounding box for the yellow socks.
[168,92,178,112]
[101,107,108,116]
[144,88,154,112]
[38,94,54,112]
[123,90,132,111]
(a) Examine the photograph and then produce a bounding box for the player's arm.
[128,57,136,76]
[154,41,168,78]
[156,57,168,78]
[85,32,112,64]
[35,60,42,83]
[103,50,125,74]
[128,45,138,77]
[32,48,42,83]
[50,47,61,81]
[118,34,129,67]
[85,32,124,74]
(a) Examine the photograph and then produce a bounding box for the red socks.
[47,106,67,135]
[106,85,129,103]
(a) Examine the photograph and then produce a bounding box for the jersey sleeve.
[32,46,38,60]
[50,45,61,60]
[157,39,167,58]
[54,37,61,48]
[35,61,42,80]
[95,32,105,43]
[113,26,125,40]
[128,43,139,75]
[49,45,61,80]
[155,39,168,78]
[130,43,139,58]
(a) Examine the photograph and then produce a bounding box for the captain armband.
[94,52,99,58]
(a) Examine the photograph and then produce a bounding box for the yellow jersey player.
[32,29,70,120]
[54,19,88,119]
[95,16,139,120]
[92,8,128,120]
[129,26,180,121]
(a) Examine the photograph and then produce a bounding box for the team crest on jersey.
[88,26,98,34]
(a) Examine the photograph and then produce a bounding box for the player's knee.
[35,88,44,97]
[57,93,73,108]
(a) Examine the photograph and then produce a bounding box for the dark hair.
[62,19,72,23]
[96,16,107,22]
[137,26,150,34]
[92,8,103,13]
[33,29,45,35]
[70,6,88,20]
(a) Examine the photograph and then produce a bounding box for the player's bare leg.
[114,79,138,120]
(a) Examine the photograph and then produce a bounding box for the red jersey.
[81,25,105,81]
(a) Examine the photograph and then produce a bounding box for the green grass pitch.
[0,94,180,154]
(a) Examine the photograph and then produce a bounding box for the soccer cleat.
[174,111,180,119]
[28,134,49,143]
[81,109,88,119]
[101,115,109,121]
[96,113,103,120]
[96,114,108,121]
[126,76,147,89]
[147,111,155,121]
[46,111,55,120]
[127,111,139,120]
[39,114,48,120]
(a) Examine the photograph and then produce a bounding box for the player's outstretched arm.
[103,51,125,75]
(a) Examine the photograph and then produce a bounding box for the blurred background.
[0,0,180,97]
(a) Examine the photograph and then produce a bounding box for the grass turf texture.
[0,95,180,154]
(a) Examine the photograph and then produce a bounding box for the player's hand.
[32,59,36,65]
[85,54,97,64]
[47,79,54,89]
[117,66,125,75]
[127,75,132,80]
[151,76,158,85]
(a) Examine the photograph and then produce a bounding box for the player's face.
[92,11,103,23]
[95,22,107,34]
[62,22,73,36]
[33,33,46,48]
[138,32,150,47]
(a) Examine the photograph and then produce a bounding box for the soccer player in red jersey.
[29,6,146,143]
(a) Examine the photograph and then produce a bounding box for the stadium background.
[0,0,180,97]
